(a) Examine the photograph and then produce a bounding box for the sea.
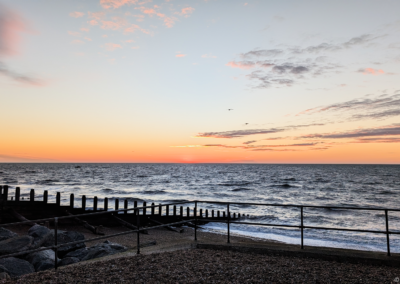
[1,163,399,253]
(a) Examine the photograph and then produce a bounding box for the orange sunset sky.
[1,0,400,163]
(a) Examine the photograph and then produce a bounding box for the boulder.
[63,248,89,261]
[43,230,85,257]
[59,257,80,267]
[0,272,11,281]
[28,225,52,248]
[0,265,10,274]
[0,236,34,256]
[0,227,18,242]
[81,241,127,261]
[26,248,59,272]
[0,257,35,278]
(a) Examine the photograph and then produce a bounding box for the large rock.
[59,257,80,267]
[0,227,18,241]
[0,265,10,274]
[0,272,11,281]
[0,236,34,256]
[63,247,89,261]
[28,225,52,248]
[81,241,127,261]
[43,230,85,257]
[26,248,59,272]
[0,257,35,278]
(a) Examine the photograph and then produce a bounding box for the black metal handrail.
[0,191,398,275]
[194,200,399,256]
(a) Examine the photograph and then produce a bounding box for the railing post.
[187,207,190,217]
[115,199,119,211]
[301,206,304,249]
[3,185,8,204]
[43,190,47,204]
[227,203,230,244]
[134,201,137,215]
[124,199,128,214]
[194,201,197,241]
[159,204,162,216]
[173,205,176,217]
[30,189,35,203]
[385,209,391,256]
[151,203,155,216]
[15,187,20,203]
[56,192,60,207]
[70,194,74,209]
[136,208,140,255]
[94,196,98,211]
[82,195,86,211]
[212,210,214,218]
[166,205,169,216]
[180,206,183,217]
[143,202,147,216]
[104,197,108,211]
[54,217,58,270]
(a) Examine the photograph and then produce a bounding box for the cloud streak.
[301,124,400,139]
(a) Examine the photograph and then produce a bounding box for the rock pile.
[0,226,127,279]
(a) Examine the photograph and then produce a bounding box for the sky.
[1,0,400,163]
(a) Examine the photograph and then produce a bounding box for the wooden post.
[115,199,119,211]
[233,213,236,218]
[43,190,47,204]
[218,211,220,218]
[158,204,162,216]
[194,207,197,218]
[124,199,128,214]
[94,196,98,211]
[166,205,169,216]
[238,213,241,218]
[187,207,190,217]
[15,187,20,203]
[200,209,203,218]
[30,189,35,203]
[70,194,74,209]
[3,185,8,203]
[82,195,86,211]
[134,201,137,215]
[56,192,60,207]
[143,202,147,216]
[104,197,108,211]
[151,203,155,216]
[206,209,208,218]
[223,211,226,218]
[173,205,176,217]
[212,210,214,218]
[180,206,183,217]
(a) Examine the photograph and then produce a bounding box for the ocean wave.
[275,183,297,188]
[36,179,60,185]
[136,175,149,178]
[142,190,166,194]
[231,188,253,192]
[218,181,252,187]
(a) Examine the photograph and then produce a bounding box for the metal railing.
[0,198,398,273]
[196,200,400,256]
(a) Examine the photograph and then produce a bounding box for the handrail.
[0,190,399,273]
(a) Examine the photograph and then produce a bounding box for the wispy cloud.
[104,42,122,51]
[301,124,400,139]
[195,128,286,138]
[227,33,385,88]
[296,93,400,121]
[357,68,385,75]
[69,12,85,18]
[0,4,43,86]
[176,54,186,57]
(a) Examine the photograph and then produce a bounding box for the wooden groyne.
[0,185,242,229]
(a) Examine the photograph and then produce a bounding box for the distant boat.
[75,166,81,169]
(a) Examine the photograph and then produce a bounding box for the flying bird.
[245,123,249,125]
[228,109,233,111]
